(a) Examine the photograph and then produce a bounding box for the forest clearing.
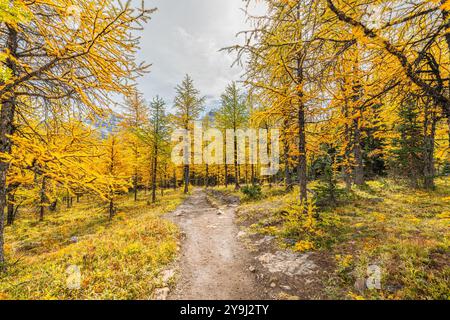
[0,0,449,302]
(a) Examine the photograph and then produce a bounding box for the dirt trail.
[167,189,264,300]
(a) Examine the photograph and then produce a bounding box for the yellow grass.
[0,189,185,300]
[230,178,450,300]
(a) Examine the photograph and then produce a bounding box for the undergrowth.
[0,190,185,300]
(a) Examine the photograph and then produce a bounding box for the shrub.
[241,185,262,200]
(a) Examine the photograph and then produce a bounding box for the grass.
[0,189,185,300]
[224,178,450,300]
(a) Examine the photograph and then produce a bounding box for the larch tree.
[227,0,325,203]
[325,0,450,143]
[148,96,169,203]
[202,113,213,188]
[0,0,154,267]
[99,133,130,220]
[122,92,149,201]
[216,82,249,190]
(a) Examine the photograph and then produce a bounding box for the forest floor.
[0,190,185,300]
[206,178,449,300]
[1,178,448,300]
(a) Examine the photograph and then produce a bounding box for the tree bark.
[133,174,138,202]
[343,106,353,192]
[423,108,437,190]
[441,2,450,144]
[39,177,47,222]
[282,118,293,191]
[173,170,177,190]
[284,145,292,192]
[184,164,190,194]
[234,131,240,191]
[251,164,255,186]
[6,193,15,226]
[295,4,308,205]
[152,145,158,203]
[109,197,115,220]
[352,117,365,186]
[0,25,18,267]
[298,101,308,204]
[66,190,71,209]
[296,56,308,203]
[244,164,249,186]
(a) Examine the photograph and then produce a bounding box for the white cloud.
[133,0,265,112]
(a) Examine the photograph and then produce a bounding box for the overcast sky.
[134,0,264,112]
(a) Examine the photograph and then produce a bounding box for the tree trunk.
[244,164,249,186]
[224,164,228,188]
[6,193,15,226]
[0,25,18,267]
[234,133,240,191]
[283,119,293,191]
[284,150,292,192]
[296,50,308,204]
[66,190,71,209]
[134,174,138,202]
[352,117,365,186]
[205,164,209,188]
[266,125,273,189]
[298,102,308,204]
[441,2,450,145]
[109,198,115,220]
[39,177,47,222]
[184,164,190,194]
[423,112,437,190]
[251,164,255,186]
[152,145,158,203]
[173,170,177,190]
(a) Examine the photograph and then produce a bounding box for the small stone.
[270,282,277,288]
[280,285,291,291]
[217,210,224,215]
[237,231,247,239]
[160,269,176,283]
[256,236,275,246]
[154,288,170,300]
[70,236,78,243]
[283,238,297,246]
[249,266,256,273]
[257,251,317,277]
[386,284,402,293]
